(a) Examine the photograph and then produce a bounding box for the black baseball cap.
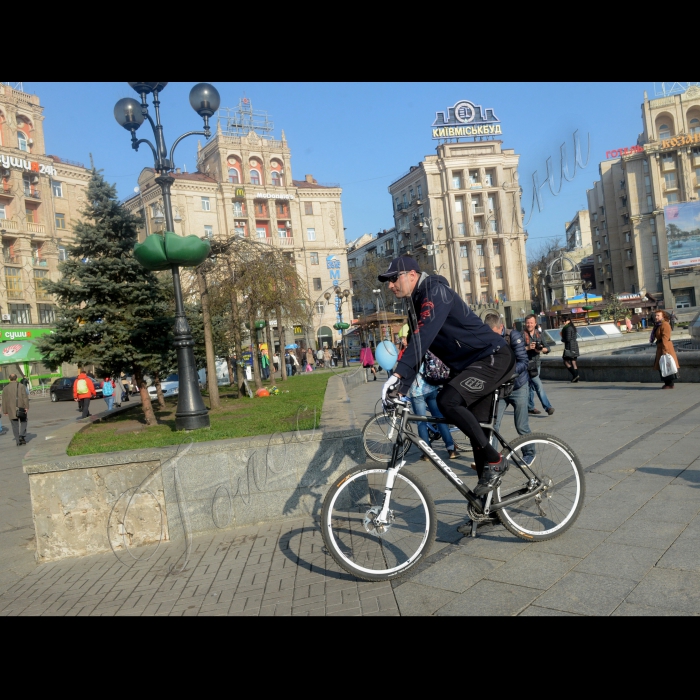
[378,256,421,282]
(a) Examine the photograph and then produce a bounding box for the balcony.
[32,257,48,267]
[0,219,19,231]
[625,260,634,268]
[414,238,426,248]
[472,206,485,215]
[3,253,19,264]
[23,189,41,200]
[26,222,45,234]
[276,236,294,247]
[662,161,676,172]
[396,203,408,212]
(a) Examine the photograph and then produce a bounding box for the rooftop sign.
[432,100,502,140]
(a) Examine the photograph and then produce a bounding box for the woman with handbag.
[360,342,377,381]
[652,310,679,389]
[561,319,580,383]
[1,373,29,446]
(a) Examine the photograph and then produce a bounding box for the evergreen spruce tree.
[38,170,172,425]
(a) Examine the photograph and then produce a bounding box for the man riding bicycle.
[379,256,515,496]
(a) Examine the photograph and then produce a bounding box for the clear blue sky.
[26,82,656,258]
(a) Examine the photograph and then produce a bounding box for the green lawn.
[67,372,339,456]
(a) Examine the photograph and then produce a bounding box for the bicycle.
[322,379,585,582]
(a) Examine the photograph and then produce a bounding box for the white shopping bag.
[660,353,678,378]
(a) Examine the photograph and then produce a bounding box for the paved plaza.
[1,377,700,616]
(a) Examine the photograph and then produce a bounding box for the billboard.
[664,201,700,268]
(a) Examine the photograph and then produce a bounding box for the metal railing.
[23,189,41,199]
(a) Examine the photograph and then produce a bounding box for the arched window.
[659,123,671,140]
[271,171,281,186]
[690,118,700,136]
[250,169,260,185]
[228,168,240,184]
[17,131,28,152]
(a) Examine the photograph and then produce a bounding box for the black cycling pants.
[437,347,515,463]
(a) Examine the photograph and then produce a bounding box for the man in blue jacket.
[484,313,535,466]
[379,256,516,495]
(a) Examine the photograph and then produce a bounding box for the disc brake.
[364,506,394,536]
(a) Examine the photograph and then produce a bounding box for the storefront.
[0,328,61,388]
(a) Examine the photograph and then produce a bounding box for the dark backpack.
[421,350,451,385]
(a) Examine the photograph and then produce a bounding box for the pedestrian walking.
[101,376,116,411]
[360,342,377,381]
[561,319,580,383]
[324,347,332,368]
[272,352,280,375]
[316,347,324,369]
[669,311,677,331]
[625,317,633,333]
[260,349,270,380]
[290,350,300,375]
[484,314,535,465]
[73,370,96,419]
[652,310,679,389]
[284,350,293,377]
[20,377,30,396]
[306,347,315,368]
[523,314,555,416]
[1,373,29,446]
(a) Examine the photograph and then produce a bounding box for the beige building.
[0,84,90,384]
[124,99,349,350]
[388,139,529,326]
[586,85,700,309]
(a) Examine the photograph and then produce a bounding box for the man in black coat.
[379,256,516,495]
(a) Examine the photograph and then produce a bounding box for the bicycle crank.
[363,506,394,536]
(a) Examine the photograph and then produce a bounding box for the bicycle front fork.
[376,439,406,524]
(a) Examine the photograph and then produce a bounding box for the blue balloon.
[375,340,398,371]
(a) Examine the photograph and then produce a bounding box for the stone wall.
[24,372,364,562]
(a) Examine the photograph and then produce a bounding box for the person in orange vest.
[73,370,96,419]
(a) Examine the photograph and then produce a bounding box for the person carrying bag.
[651,310,679,389]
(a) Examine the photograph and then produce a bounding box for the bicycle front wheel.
[495,433,585,541]
[362,413,411,463]
[321,465,436,582]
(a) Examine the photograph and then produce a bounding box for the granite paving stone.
[573,542,664,582]
[486,550,580,590]
[435,580,542,616]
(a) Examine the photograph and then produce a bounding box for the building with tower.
[123,97,349,351]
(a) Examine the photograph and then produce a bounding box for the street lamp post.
[325,287,351,367]
[114,82,220,431]
[582,280,592,325]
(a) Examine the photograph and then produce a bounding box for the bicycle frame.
[376,387,545,524]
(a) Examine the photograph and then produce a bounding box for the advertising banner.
[664,201,700,268]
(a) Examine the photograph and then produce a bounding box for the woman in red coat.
[651,310,679,389]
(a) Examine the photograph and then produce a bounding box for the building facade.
[0,83,90,384]
[387,139,529,326]
[123,99,349,351]
[586,85,700,309]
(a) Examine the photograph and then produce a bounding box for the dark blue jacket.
[504,328,529,390]
[395,274,507,393]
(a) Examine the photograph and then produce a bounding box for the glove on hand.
[382,374,401,408]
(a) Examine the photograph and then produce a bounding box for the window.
[476,244,484,256]
[409,188,414,200]
[250,170,261,185]
[5,268,23,299]
[650,218,656,232]
[667,192,679,204]
[492,242,500,255]
[271,171,281,187]
[459,244,468,258]
[462,270,470,282]
[455,199,463,212]
[662,153,675,168]
[313,278,322,291]
[254,201,268,216]
[204,225,213,239]
[307,228,316,241]
[695,167,700,184]
[403,194,408,206]
[228,168,240,184]
[471,196,481,212]
[17,132,28,152]
[495,266,503,279]
[417,184,422,198]
[394,198,399,211]
[691,119,700,136]
[201,197,210,211]
[489,219,498,233]
[647,195,653,209]
[659,124,671,140]
[0,203,5,219]
[487,196,495,211]
[621,196,628,207]
[32,242,45,266]
[315,301,325,314]
[38,304,55,324]
[625,232,631,243]
[25,208,35,224]
[310,252,319,265]
[232,201,244,216]
[465,293,473,305]
[664,171,677,189]
[480,292,488,303]
[484,171,494,186]
[597,240,601,249]
[479,267,487,282]
[51,181,63,197]
[595,227,599,236]
[452,173,462,189]
[234,226,246,238]
[469,170,480,185]
[605,250,610,258]
[457,223,466,236]
[603,235,608,244]
[58,246,67,261]
[9,303,30,324]
[256,227,267,239]
[55,212,66,229]
[305,202,313,216]
[652,234,658,253]
[34,269,50,300]
[626,249,633,261]
[22,174,31,196]
[473,220,483,234]
[643,160,649,173]
[597,254,602,263]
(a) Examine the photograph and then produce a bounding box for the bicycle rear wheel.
[321,465,436,582]
[362,413,411,463]
[495,433,585,541]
